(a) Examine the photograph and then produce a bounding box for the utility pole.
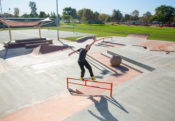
[0,0,2,14]
[56,0,59,41]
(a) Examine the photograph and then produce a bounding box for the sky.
[1,0,175,16]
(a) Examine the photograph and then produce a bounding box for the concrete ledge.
[4,40,53,48]
[128,33,149,39]
[101,52,145,73]
[102,41,126,46]
[15,38,46,43]
[107,50,155,71]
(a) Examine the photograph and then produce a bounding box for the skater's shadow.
[67,88,128,121]
[105,96,128,113]
[88,96,128,121]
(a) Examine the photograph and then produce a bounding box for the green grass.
[46,24,175,42]
[62,36,82,41]
[1,24,175,42]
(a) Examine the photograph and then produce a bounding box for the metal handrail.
[67,77,113,97]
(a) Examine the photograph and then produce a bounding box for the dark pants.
[78,60,94,77]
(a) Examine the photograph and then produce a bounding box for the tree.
[92,11,103,24]
[124,14,131,21]
[112,9,122,22]
[29,1,37,17]
[50,12,56,18]
[154,5,175,23]
[39,11,47,18]
[93,11,100,21]
[143,11,152,18]
[77,9,83,19]
[131,10,139,20]
[63,7,77,19]
[14,8,19,17]
[172,15,175,23]
[98,14,107,23]
[149,15,156,23]
[50,12,60,19]
[141,11,152,23]
[105,16,112,22]
[22,13,30,18]
[62,15,71,23]
[3,13,13,17]
[78,8,94,23]
[47,13,50,17]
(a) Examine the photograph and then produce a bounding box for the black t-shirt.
[77,48,87,62]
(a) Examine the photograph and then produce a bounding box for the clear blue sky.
[1,0,175,16]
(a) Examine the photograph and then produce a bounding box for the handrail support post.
[110,83,113,97]
[67,78,69,88]
[85,80,87,86]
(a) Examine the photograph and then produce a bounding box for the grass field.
[1,24,175,42]
[46,24,175,42]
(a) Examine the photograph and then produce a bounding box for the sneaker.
[80,77,84,81]
[91,76,95,80]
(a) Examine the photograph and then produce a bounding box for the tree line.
[13,1,58,18]
[11,1,175,25]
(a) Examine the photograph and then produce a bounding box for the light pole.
[0,0,2,14]
[56,0,59,41]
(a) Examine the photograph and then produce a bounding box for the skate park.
[0,27,175,121]
[1,0,175,120]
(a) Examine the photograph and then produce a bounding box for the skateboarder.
[68,37,97,81]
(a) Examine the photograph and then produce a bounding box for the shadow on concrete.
[112,65,129,73]
[117,65,129,72]
[100,70,111,75]
[105,96,128,113]
[88,96,120,121]
[0,48,7,59]
[0,45,73,59]
[110,73,123,77]
[108,65,129,77]
[0,47,32,59]
[68,88,104,97]
[86,58,111,75]
[67,88,128,121]
[84,75,104,80]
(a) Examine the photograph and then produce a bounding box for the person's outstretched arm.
[85,37,97,51]
[68,50,79,56]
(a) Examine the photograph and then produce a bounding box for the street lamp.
[0,0,2,14]
[56,0,59,41]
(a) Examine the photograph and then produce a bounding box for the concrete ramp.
[128,33,149,39]
[136,40,175,52]
[32,45,70,55]
[77,36,94,43]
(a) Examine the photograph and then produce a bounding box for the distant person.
[68,37,97,81]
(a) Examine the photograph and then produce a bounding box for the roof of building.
[0,18,52,27]
[0,18,40,27]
